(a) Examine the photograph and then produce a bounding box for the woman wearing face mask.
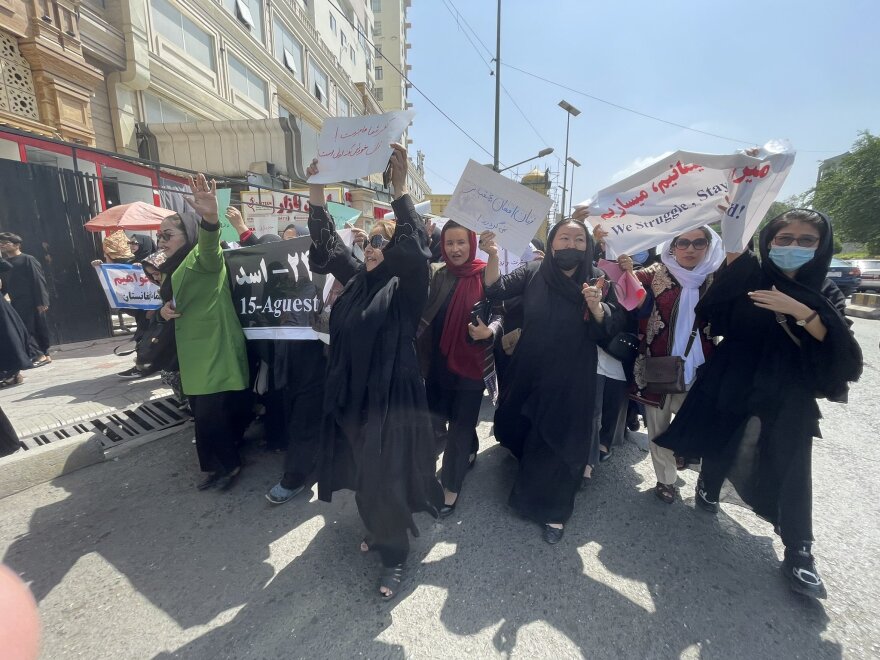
[159,175,251,492]
[615,226,725,505]
[418,221,502,517]
[306,145,443,600]
[484,219,625,544]
[656,210,862,599]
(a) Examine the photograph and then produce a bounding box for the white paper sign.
[579,140,795,256]
[309,111,415,184]
[94,263,161,310]
[444,160,552,253]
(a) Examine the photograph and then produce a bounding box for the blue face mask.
[768,245,817,272]
[631,250,650,265]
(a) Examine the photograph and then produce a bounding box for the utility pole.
[493,0,501,171]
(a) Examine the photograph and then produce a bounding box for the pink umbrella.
[84,202,178,232]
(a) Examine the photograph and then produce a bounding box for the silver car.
[853,259,880,292]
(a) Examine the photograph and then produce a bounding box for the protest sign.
[444,160,552,253]
[94,263,161,310]
[433,215,536,275]
[224,230,352,341]
[215,188,239,243]
[240,188,352,234]
[578,140,795,256]
[308,110,415,184]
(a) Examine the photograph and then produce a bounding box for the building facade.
[0,0,429,218]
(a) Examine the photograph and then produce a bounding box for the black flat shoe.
[542,524,564,545]
[599,448,613,463]
[439,495,459,518]
[695,477,720,513]
[196,472,221,490]
[782,545,828,600]
[378,563,405,600]
[214,467,241,491]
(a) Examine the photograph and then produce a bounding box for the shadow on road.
[2,429,839,658]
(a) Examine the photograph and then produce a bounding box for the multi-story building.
[0,0,428,216]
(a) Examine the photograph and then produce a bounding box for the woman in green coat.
[159,174,250,491]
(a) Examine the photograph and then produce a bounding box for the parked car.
[826,258,861,296]
[853,259,880,292]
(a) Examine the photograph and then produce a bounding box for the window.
[350,46,356,64]
[373,21,381,36]
[273,18,303,83]
[375,87,383,102]
[151,0,214,70]
[338,95,350,117]
[143,92,195,123]
[278,106,291,118]
[222,0,264,42]
[371,0,381,11]
[365,52,372,70]
[357,19,366,48]
[329,13,336,33]
[374,65,383,80]
[340,32,347,49]
[374,44,382,56]
[309,60,329,107]
[228,54,268,108]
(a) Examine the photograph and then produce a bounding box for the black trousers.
[277,348,327,490]
[701,422,813,549]
[590,375,628,466]
[189,389,251,474]
[428,381,482,493]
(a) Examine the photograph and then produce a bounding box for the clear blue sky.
[406,0,880,213]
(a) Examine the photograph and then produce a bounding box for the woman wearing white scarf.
[622,226,724,504]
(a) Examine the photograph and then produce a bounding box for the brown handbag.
[643,319,700,395]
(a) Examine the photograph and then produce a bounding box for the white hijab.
[659,226,724,385]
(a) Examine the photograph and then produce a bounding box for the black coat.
[308,195,443,534]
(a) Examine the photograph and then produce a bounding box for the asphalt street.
[1,318,878,659]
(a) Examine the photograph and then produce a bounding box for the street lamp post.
[567,156,581,213]
[496,147,554,174]
[558,100,581,218]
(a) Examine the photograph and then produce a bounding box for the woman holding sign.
[419,221,502,518]
[655,210,862,599]
[483,219,625,544]
[306,144,443,600]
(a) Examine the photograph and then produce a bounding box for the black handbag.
[602,332,640,364]
[136,316,178,375]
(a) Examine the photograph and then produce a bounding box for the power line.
[423,165,457,188]
[326,2,501,165]
[438,0,551,147]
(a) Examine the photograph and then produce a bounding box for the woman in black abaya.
[656,210,862,600]
[307,145,442,599]
[484,219,625,544]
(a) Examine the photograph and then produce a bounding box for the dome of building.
[520,168,545,184]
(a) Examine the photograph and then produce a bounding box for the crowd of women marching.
[69,144,863,602]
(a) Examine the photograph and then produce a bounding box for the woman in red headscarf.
[419,221,502,517]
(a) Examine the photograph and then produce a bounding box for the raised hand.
[572,207,590,222]
[307,157,325,208]
[184,173,218,223]
[389,142,408,199]
[593,224,609,245]
[617,254,634,273]
[478,231,498,258]
[225,206,248,235]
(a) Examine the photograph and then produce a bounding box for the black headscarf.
[759,209,834,308]
[157,213,199,302]
[129,234,156,263]
[539,220,595,304]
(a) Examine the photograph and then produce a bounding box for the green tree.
[812,131,880,253]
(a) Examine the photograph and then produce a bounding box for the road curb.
[0,432,105,500]
[846,293,880,320]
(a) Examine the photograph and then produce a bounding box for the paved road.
[1,319,878,659]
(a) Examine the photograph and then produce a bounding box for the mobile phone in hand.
[382,159,393,188]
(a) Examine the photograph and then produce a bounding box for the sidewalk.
[1,338,172,439]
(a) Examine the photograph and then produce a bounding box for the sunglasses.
[772,235,819,248]
[157,231,182,242]
[366,234,390,249]
[673,238,709,250]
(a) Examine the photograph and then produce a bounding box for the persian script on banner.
[224,230,352,342]
[308,111,415,184]
[444,160,553,253]
[94,263,162,310]
[578,140,795,256]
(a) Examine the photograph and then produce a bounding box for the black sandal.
[378,563,404,600]
[654,482,675,504]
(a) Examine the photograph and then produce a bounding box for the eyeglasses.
[128,240,139,246]
[772,235,819,248]
[366,234,389,249]
[673,238,709,250]
[157,231,182,242]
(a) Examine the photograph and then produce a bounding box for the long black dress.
[0,252,50,353]
[656,216,862,548]
[486,226,625,525]
[309,195,443,567]
[1,260,39,377]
